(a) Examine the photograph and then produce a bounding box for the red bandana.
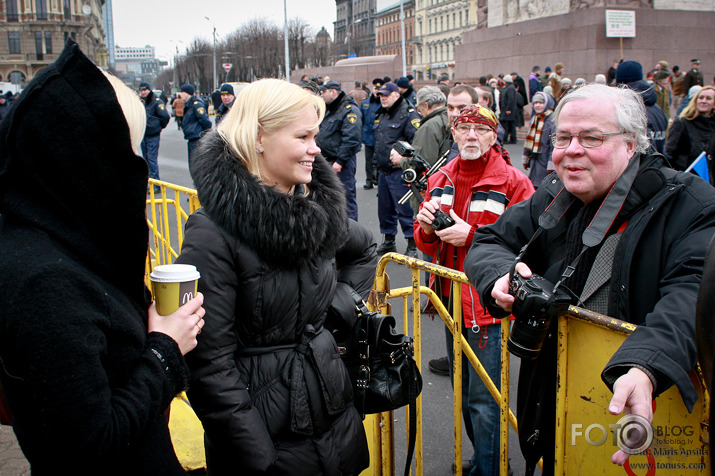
[453,104,499,133]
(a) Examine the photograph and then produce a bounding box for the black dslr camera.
[507,271,572,360]
[431,210,455,231]
[394,141,431,185]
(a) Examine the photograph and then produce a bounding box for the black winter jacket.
[666,114,715,171]
[176,132,376,475]
[627,80,669,155]
[0,39,188,475]
[181,95,212,141]
[143,90,170,136]
[464,152,715,472]
[316,91,362,166]
[374,96,421,172]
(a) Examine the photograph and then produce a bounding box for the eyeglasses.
[454,124,493,135]
[550,130,625,149]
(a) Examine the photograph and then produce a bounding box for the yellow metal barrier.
[368,252,518,476]
[556,307,710,475]
[145,181,710,475]
[146,180,207,471]
[369,253,710,476]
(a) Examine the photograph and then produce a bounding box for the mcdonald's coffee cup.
[150,264,201,316]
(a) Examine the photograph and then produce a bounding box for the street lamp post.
[205,16,217,91]
[283,0,290,82]
[400,0,407,76]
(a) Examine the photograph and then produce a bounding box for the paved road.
[0,117,540,475]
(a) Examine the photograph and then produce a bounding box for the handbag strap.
[403,361,418,476]
[346,285,419,476]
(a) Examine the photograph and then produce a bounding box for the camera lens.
[402,169,417,183]
[507,316,552,360]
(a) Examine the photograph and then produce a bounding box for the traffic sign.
[222,63,232,72]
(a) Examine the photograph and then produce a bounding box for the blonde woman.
[176,79,375,475]
[666,85,715,172]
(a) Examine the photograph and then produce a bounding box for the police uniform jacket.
[215,99,234,126]
[142,91,170,137]
[181,95,212,141]
[316,92,362,166]
[360,94,381,147]
[374,96,421,173]
[464,152,715,468]
[175,131,375,475]
[401,87,417,107]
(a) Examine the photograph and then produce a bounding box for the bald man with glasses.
[464,83,715,475]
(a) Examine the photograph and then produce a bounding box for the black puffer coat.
[176,132,376,475]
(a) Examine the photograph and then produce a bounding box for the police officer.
[138,82,170,192]
[396,76,417,107]
[317,80,362,221]
[374,82,421,256]
[178,84,212,166]
[360,78,384,190]
[215,83,235,126]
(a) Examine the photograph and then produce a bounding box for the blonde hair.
[101,70,146,153]
[216,78,325,178]
[680,86,715,121]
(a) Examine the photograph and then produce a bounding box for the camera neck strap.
[512,154,641,291]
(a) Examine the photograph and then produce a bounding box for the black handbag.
[327,285,423,476]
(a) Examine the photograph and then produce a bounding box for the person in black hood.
[0,39,205,474]
[175,78,375,475]
[615,60,669,156]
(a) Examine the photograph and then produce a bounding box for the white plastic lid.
[150,264,201,283]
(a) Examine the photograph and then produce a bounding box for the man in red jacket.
[414,105,534,476]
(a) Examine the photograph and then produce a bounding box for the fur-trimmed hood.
[190,131,349,267]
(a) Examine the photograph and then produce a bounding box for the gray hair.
[553,83,649,154]
[416,85,447,108]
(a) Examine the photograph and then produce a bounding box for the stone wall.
[456,7,714,84]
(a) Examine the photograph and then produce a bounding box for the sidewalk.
[0,425,29,475]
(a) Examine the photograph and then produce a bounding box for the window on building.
[8,32,21,54]
[35,31,43,60]
[63,0,71,18]
[459,11,462,27]
[7,0,19,22]
[45,31,52,54]
[36,0,48,20]
[453,13,456,28]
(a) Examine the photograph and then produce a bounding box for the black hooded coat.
[0,40,189,474]
[175,131,376,475]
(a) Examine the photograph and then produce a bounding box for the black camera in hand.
[431,209,455,231]
[507,272,572,360]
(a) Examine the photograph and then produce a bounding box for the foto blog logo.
[572,414,654,454]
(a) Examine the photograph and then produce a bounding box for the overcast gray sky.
[111,0,336,63]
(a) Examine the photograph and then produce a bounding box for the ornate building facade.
[0,0,106,86]
[375,0,415,68]
[335,0,377,58]
[413,0,478,81]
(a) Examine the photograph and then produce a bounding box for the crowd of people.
[1,37,714,476]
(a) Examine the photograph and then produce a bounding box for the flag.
[684,152,710,184]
